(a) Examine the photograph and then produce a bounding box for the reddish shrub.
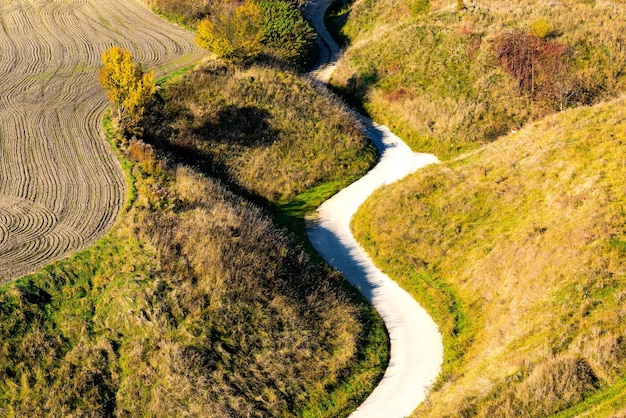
[492,30,580,110]
[127,137,160,174]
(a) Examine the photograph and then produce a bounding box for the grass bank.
[352,96,626,415]
[329,0,626,158]
[0,60,385,416]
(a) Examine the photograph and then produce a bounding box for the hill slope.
[329,0,626,158]
[352,96,626,415]
[0,45,384,418]
[145,62,376,205]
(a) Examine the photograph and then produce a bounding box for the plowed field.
[0,0,205,282]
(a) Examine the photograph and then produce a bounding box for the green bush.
[257,0,316,68]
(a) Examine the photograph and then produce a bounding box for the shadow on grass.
[324,0,355,48]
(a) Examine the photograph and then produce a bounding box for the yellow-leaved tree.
[98,46,156,134]
[195,2,264,64]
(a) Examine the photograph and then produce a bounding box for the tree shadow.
[327,68,378,118]
[142,90,279,162]
[141,92,281,212]
[192,104,278,147]
[323,0,355,48]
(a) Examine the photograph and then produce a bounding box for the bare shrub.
[127,137,160,174]
[492,29,584,110]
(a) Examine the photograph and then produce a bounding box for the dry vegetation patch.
[0,162,362,416]
[0,14,385,409]
[0,0,205,282]
[353,97,626,415]
[330,0,626,157]
[0,107,385,415]
[144,62,376,204]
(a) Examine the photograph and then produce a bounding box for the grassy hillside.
[352,96,626,415]
[0,59,384,415]
[146,62,375,205]
[329,0,626,158]
[144,62,376,241]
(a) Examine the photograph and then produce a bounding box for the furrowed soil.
[0,0,205,282]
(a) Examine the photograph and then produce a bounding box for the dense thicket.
[142,0,316,68]
[258,0,316,66]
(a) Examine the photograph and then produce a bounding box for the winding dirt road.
[304,1,444,416]
[0,0,205,282]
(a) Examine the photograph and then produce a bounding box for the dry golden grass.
[144,62,376,204]
[353,96,626,415]
[0,43,385,413]
[0,119,380,416]
[0,1,382,415]
[330,0,626,157]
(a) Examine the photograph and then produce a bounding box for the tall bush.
[98,46,156,135]
[257,0,315,67]
[195,2,265,64]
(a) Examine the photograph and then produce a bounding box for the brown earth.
[0,0,205,281]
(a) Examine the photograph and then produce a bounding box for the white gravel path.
[304,1,444,416]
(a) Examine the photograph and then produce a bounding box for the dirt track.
[0,0,205,282]
[305,0,444,416]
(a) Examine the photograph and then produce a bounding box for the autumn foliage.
[195,3,265,64]
[98,46,156,134]
[194,0,315,68]
[492,30,584,110]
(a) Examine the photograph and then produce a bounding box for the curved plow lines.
[0,0,206,281]
[0,196,58,270]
